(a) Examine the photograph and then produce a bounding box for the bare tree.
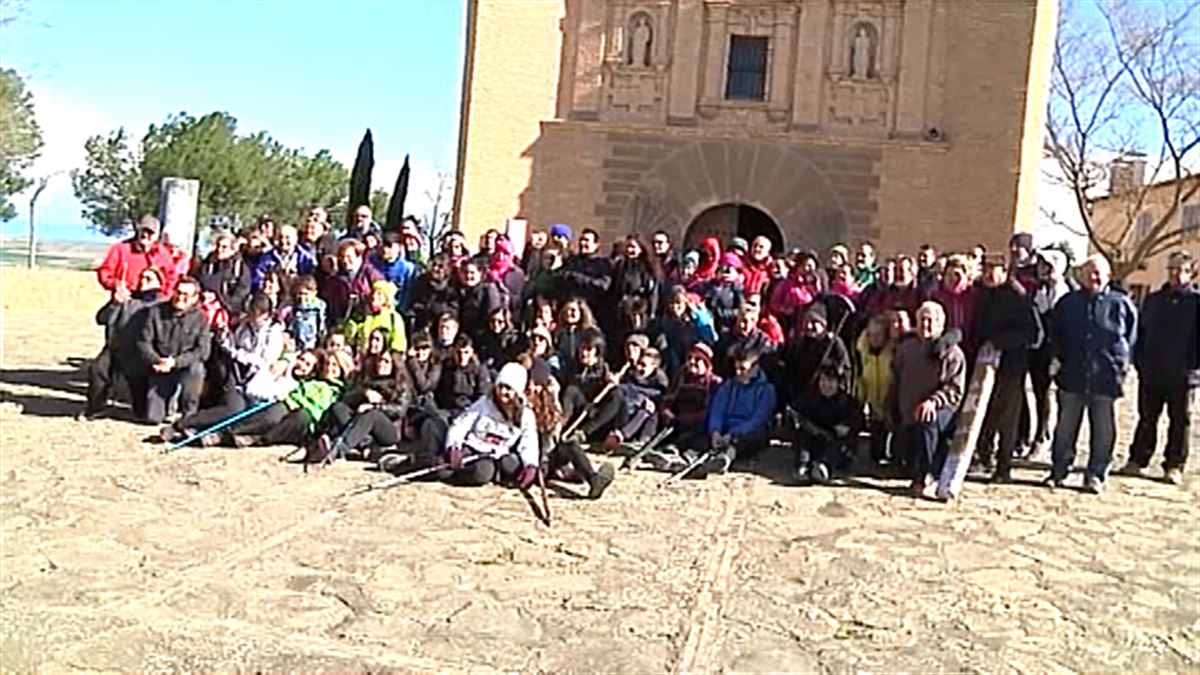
[1044,0,1199,280]
[420,170,454,259]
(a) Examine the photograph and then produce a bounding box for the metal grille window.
[725,36,768,101]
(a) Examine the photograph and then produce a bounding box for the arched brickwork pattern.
[614,137,880,251]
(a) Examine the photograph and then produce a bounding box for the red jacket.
[96,240,181,294]
[742,258,771,297]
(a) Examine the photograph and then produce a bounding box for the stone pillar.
[767,5,796,117]
[667,0,704,124]
[158,177,199,255]
[791,0,830,131]
[700,3,729,106]
[894,0,934,136]
[569,0,607,120]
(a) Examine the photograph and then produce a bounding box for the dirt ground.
[2,268,1198,674]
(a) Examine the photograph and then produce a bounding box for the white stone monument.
[158,177,200,255]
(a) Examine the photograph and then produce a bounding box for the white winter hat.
[495,362,529,394]
[1036,249,1067,276]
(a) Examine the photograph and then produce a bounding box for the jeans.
[903,407,955,481]
[1051,390,1115,481]
[1128,382,1192,471]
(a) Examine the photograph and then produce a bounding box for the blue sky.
[1,0,466,241]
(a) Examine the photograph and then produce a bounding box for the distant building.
[454,0,1058,255]
[1089,156,1200,298]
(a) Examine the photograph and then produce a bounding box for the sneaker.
[230,434,256,449]
[811,462,830,484]
[198,432,222,448]
[378,453,411,475]
[644,447,686,472]
[692,453,731,479]
[588,463,615,499]
[1116,462,1146,477]
[1083,474,1104,495]
[1165,467,1184,485]
[157,425,182,444]
[1042,472,1066,489]
[794,463,810,484]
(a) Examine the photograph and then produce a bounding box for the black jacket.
[558,253,612,306]
[782,333,851,403]
[435,359,492,416]
[456,282,505,340]
[136,304,212,371]
[1134,283,1200,388]
[97,293,161,372]
[410,276,459,329]
[197,255,252,314]
[973,280,1042,376]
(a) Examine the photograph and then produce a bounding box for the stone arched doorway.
[684,203,784,251]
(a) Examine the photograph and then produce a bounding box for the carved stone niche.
[825,1,900,134]
[603,4,669,119]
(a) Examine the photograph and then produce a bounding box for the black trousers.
[226,403,310,445]
[140,362,206,424]
[443,454,520,486]
[1128,382,1192,471]
[85,348,118,415]
[176,388,249,433]
[705,430,770,463]
[1028,350,1055,443]
[548,439,597,482]
[562,385,622,440]
[793,427,853,472]
[341,409,401,450]
[983,371,1027,473]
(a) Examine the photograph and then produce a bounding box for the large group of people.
[82,204,1198,501]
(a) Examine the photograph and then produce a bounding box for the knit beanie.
[689,342,714,367]
[549,223,573,240]
[495,362,529,393]
[804,302,828,325]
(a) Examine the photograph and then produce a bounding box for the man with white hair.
[886,300,967,496]
[1047,254,1137,494]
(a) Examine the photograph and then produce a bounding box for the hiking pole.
[162,399,276,453]
[561,363,630,439]
[659,450,710,488]
[621,424,675,471]
[341,455,482,497]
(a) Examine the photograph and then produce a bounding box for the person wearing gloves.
[439,362,541,488]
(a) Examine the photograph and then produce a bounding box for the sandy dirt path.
[2,269,1197,673]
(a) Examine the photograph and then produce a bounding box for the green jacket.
[285,379,342,430]
[345,309,407,355]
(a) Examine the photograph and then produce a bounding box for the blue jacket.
[707,367,776,439]
[250,247,316,291]
[369,252,418,312]
[1051,286,1137,397]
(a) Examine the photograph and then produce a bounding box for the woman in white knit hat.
[439,362,541,488]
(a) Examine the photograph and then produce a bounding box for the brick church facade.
[454,0,1057,255]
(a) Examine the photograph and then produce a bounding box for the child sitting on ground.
[643,343,722,470]
[791,365,864,484]
[605,346,669,452]
[406,330,441,408]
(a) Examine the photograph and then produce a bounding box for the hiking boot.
[692,453,731,479]
[588,463,615,499]
[305,435,337,465]
[1165,467,1184,485]
[1083,474,1104,495]
[811,462,830,484]
[988,469,1013,484]
[603,431,624,452]
[1115,462,1146,477]
[378,452,411,475]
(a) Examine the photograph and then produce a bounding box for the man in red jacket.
[96,216,179,295]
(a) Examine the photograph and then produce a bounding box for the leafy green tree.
[72,111,350,236]
[369,188,389,222]
[0,67,44,221]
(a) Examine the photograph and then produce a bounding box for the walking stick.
[621,424,675,471]
[341,455,482,497]
[561,363,630,439]
[659,451,709,488]
[162,399,276,453]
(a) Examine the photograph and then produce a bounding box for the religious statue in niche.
[628,13,653,67]
[849,23,877,80]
